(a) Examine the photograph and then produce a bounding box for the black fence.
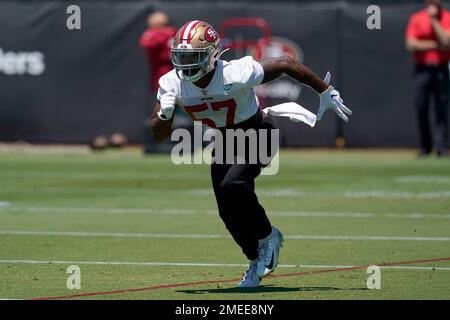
[0,1,446,147]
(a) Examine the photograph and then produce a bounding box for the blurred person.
[149,21,351,287]
[140,12,177,153]
[406,0,450,157]
[140,11,177,92]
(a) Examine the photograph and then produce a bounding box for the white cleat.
[238,260,260,288]
[256,227,284,278]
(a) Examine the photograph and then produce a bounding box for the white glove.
[316,72,352,122]
[157,91,176,121]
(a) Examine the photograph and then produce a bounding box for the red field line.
[30,256,450,300]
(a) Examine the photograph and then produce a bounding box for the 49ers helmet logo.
[204,27,217,42]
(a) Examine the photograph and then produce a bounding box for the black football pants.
[210,113,277,261]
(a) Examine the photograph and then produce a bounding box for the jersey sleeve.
[156,71,178,101]
[156,76,166,101]
[227,56,265,88]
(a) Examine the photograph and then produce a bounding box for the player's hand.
[157,91,176,121]
[316,72,352,122]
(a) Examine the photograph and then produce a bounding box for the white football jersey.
[157,56,264,128]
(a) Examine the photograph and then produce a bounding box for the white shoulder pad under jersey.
[156,56,265,128]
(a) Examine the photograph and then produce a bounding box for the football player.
[150,21,351,287]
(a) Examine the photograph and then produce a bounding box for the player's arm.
[149,102,173,142]
[405,38,440,52]
[261,56,328,93]
[149,92,176,142]
[261,56,352,121]
[430,20,450,49]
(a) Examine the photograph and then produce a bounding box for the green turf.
[0,148,449,299]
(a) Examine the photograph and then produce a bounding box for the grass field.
[0,147,449,300]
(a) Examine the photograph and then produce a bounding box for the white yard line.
[3,187,450,198]
[396,176,450,184]
[0,259,448,271]
[285,235,450,241]
[0,201,11,208]
[1,206,449,219]
[344,191,450,199]
[1,230,450,241]
[0,206,197,215]
[0,230,225,239]
[193,188,450,199]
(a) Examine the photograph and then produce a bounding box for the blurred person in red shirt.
[406,0,450,157]
[140,11,176,93]
[140,12,177,153]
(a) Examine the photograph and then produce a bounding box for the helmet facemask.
[171,45,217,82]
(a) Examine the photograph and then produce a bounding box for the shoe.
[238,260,260,288]
[256,227,284,278]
